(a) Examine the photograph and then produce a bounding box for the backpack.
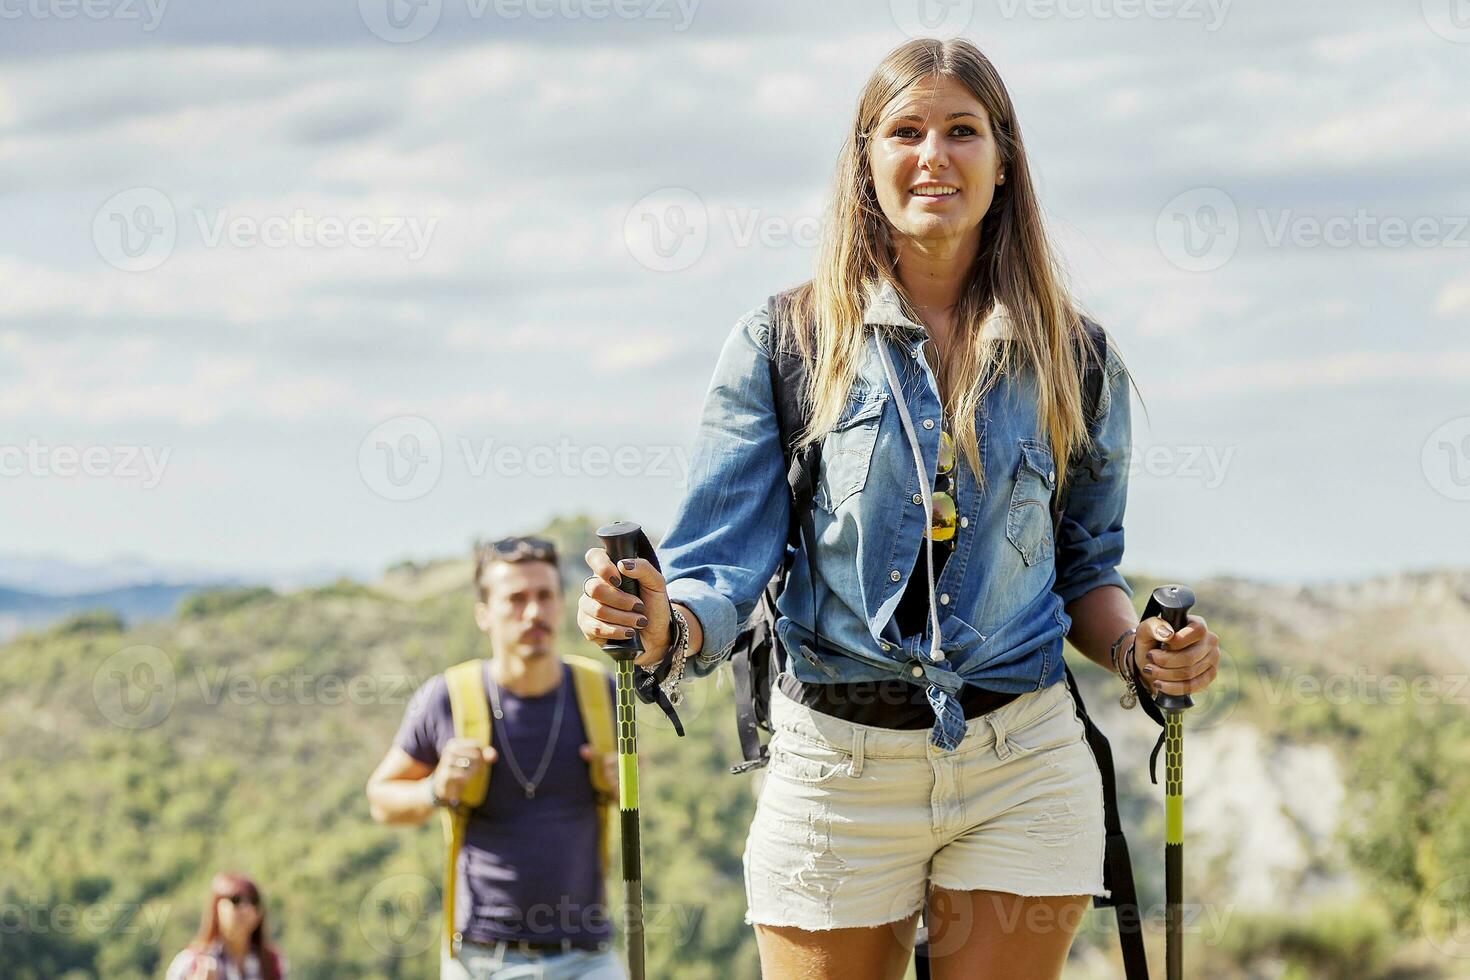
[439,655,618,956]
[726,286,1158,980]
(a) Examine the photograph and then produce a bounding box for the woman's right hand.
[190,954,219,980]
[579,548,672,669]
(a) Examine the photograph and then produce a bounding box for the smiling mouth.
[911,184,960,198]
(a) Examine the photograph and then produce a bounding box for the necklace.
[486,664,566,799]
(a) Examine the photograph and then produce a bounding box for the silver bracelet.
[659,606,689,707]
[1111,627,1139,710]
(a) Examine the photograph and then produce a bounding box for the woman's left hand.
[1132,614,1220,697]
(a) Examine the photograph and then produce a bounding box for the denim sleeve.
[1053,338,1133,604]
[660,306,790,677]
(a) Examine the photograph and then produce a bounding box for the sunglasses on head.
[222,894,257,907]
[480,536,558,564]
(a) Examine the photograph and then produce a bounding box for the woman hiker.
[578,37,1221,980]
[164,872,288,980]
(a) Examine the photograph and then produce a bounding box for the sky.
[1,0,1467,587]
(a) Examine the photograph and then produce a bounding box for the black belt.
[460,936,610,957]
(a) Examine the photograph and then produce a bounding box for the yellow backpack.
[440,655,617,954]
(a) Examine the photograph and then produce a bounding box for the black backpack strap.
[766,290,823,662]
[1052,318,1152,980]
[1064,664,1150,979]
[728,291,822,773]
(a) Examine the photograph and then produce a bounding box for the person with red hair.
[164,872,288,980]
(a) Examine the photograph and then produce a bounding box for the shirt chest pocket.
[1005,439,1057,566]
[815,391,887,513]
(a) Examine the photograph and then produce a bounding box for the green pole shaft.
[615,658,645,980]
[1164,711,1183,980]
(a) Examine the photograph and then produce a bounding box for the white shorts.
[743,676,1108,931]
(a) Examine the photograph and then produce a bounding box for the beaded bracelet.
[1111,627,1140,709]
[659,606,690,707]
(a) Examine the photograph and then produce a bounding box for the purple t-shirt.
[395,660,615,946]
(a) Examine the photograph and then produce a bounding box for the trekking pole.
[1141,584,1195,980]
[595,520,661,980]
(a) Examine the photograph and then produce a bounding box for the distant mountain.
[0,554,373,640]
[0,553,237,595]
[0,582,211,642]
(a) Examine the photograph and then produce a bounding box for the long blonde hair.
[785,38,1126,494]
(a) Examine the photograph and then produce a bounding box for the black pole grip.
[597,521,644,663]
[1141,584,1195,713]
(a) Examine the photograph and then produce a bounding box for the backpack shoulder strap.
[725,291,822,775]
[565,654,617,877]
[765,289,822,646]
[766,289,821,537]
[441,658,492,955]
[566,655,616,774]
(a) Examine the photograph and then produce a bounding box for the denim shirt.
[659,279,1132,750]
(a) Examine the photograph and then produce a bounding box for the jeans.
[441,940,626,980]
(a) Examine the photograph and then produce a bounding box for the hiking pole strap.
[1063,664,1151,980]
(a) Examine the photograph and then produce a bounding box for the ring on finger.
[455,757,473,769]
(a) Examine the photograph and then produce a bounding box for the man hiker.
[366,536,626,980]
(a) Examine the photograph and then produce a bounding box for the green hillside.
[2,516,1466,978]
